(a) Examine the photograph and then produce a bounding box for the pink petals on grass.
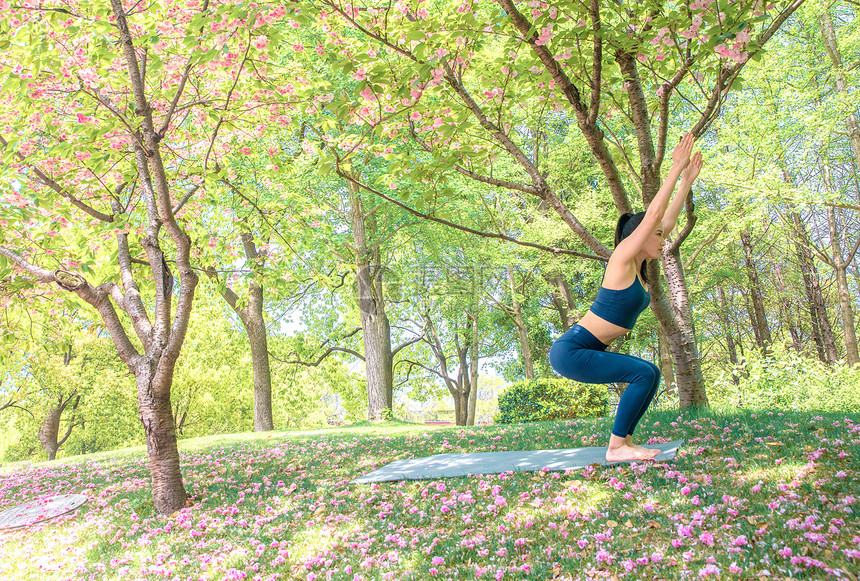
[0,412,858,579]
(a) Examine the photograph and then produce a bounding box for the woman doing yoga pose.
[549,133,702,463]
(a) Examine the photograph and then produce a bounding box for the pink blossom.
[535,25,553,46]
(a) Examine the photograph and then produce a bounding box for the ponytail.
[614,213,634,247]
[614,211,650,285]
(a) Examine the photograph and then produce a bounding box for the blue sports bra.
[589,277,650,329]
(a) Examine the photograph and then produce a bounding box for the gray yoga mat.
[353,439,684,484]
[0,494,88,530]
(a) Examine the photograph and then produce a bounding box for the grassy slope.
[1,409,859,580]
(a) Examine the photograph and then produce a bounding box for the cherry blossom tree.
[308,0,805,407]
[0,0,296,513]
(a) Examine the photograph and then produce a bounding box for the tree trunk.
[455,335,471,426]
[547,273,575,331]
[210,230,274,431]
[819,0,860,167]
[821,155,859,365]
[423,313,474,426]
[773,264,803,352]
[242,296,275,431]
[136,361,187,515]
[827,205,860,365]
[373,252,394,410]
[716,285,742,385]
[348,179,393,420]
[508,266,535,379]
[467,312,479,426]
[242,233,274,432]
[791,211,839,364]
[740,232,772,351]
[234,232,275,431]
[38,345,81,460]
[652,249,708,407]
[657,327,676,398]
[38,405,63,461]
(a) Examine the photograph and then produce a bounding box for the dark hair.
[614,211,649,284]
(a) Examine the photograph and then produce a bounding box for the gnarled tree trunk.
[38,393,80,461]
[134,360,187,514]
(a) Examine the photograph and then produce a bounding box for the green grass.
[1,409,859,580]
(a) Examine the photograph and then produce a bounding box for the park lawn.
[0,410,858,581]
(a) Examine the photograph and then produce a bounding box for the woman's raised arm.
[663,150,703,237]
[613,133,695,261]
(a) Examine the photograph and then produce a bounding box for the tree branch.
[0,135,115,222]
[391,333,426,358]
[668,191,698,253]
[587,0,602,126]
[270,346,365,366]
[172,184,200,215]
[684,223,726,270]
[692,0,806,136]
[338,172,607,262]
[0,245,141,367]
[497,0,631,213]
[409,126,538,194]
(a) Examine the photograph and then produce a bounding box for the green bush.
[708,345,860,412]
[495,377,606,424]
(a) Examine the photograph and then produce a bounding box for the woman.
[549,133,702,463]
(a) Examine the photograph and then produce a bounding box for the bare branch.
[172,184,200,215]
[684,223,726,270]
[338,172,607,262]
[270,346,365,366]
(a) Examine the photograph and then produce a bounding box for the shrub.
[495,378,606,424]
[708,345,860,412]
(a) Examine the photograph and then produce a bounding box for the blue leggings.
[549,325,660,438]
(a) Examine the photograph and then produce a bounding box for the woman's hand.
[681,151,703,183]
[671,132,695,169]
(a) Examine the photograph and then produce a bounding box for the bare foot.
[605,444,661,463]
[624,437,653,454]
